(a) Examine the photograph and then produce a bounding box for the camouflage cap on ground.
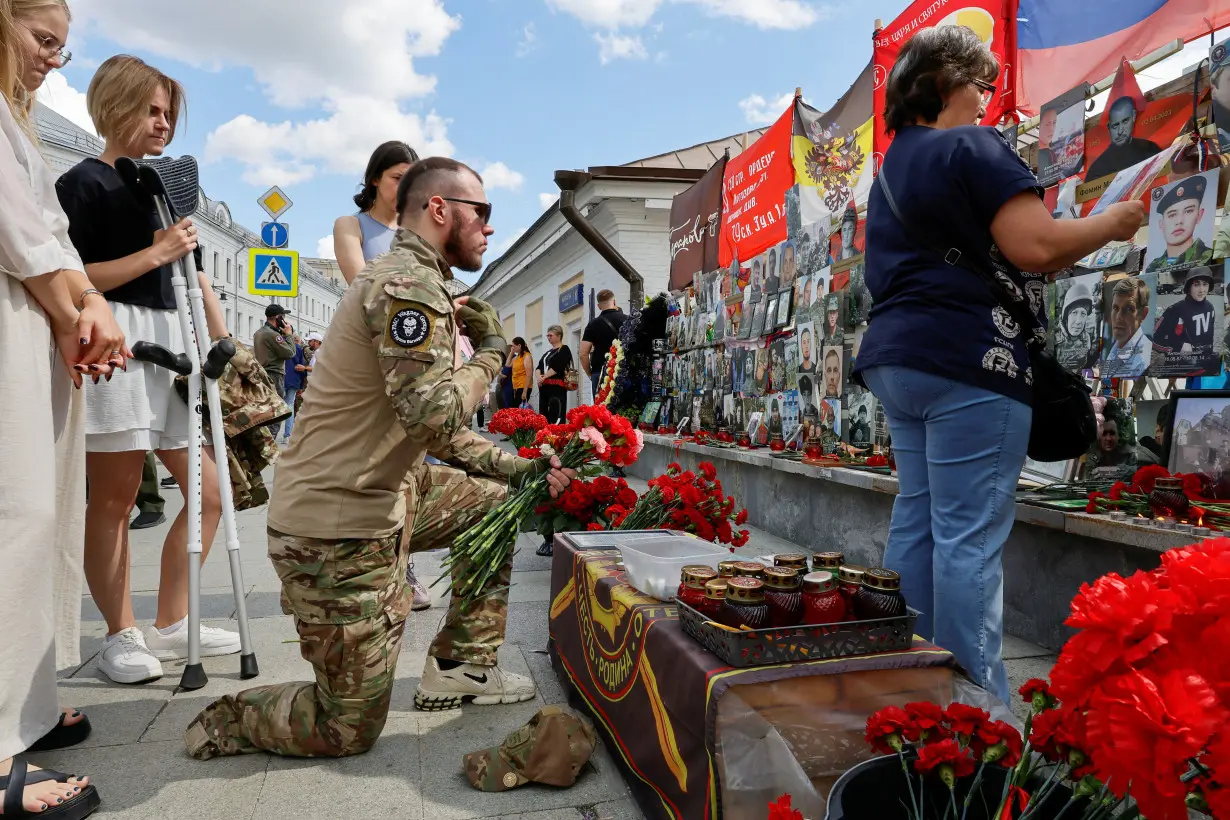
[463,706,597,792]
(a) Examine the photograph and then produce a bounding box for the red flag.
[872,0,1019,165]
[1101,58,1147,127]
[718,103,794,268]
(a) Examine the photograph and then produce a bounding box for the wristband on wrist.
[75,288,103,309]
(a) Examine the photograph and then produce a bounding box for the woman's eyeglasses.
[425,197,492,225]
[20,23,71,66]
[971,79,996,106]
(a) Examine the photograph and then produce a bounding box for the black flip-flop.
[26,712,91,753]
[1,757,100,819]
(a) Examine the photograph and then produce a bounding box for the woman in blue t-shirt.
[854,26,1143,702]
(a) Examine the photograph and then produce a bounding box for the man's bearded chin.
[444,216,483,272]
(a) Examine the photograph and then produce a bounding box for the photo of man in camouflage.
[183,158,576,761]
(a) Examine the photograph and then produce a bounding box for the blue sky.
[37,1,1216,286]
[41,0,909,284]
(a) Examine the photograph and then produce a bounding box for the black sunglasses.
[971,78,996,103]
[426,196,492,225]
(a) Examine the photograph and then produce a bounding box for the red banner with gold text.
[872,0,1018,165]
[718,104,794,268]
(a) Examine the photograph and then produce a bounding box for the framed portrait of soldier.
[769,339,787,393]
[795,321,818,379]
[844,390,875,450]
[783,337,800,390]
[762,295,779,338]
[1047,272,1103,374]
[753,347,768,395]
[775,287,794,329]
[821,345,844,399]
[1035,84,1089,187]
[794,274,812,316]
[1079,397,1139,481]
[747,300,767,340]
[743,348,758,396]
[1212,41,1230,153]
[1163,390,1230,487]
[1145,170,1217,274]
[1151,265,1226,378]
[821,291,847,347]
[1101,273,1157,380]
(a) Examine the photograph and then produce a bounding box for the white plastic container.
[617,535,728,600]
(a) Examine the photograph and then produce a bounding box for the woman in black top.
[536,324,573,424]
[56,55,237,686]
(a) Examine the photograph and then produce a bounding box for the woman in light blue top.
[332,140,418,284]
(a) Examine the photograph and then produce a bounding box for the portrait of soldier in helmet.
[1050,273,1102,373]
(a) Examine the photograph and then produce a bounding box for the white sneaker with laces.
[407,564,432,612]
[100,627,163,684]
[414,656,537,711]
[143,620,241,660]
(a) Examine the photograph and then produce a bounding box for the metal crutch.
[115,156,259,690]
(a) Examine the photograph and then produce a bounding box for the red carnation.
[1131,464,1171,494]
[903,702,947,743]
[735,509,748,525]
[587,523,605,531]
[975,720,1023,767]
[699,461,717,481]
[1109,481,1130,501]
[1029,708,1065,761]
[1018,678,1054,712]
[766,793,804,820]
[865,706,913,754]
[943,703,989,739]
[1086,491,1106,514]
[914,739,976,787]
[617,487,638,507]
[731,530,750,547]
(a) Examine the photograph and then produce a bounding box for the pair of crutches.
[115,156,258,690]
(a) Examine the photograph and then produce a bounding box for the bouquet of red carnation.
[438,404,645,604]
[529,474,639,542]
[1085,465,1230,528]
[488,407,548,450]
[608,461,750,548]
[859,538,1230,820]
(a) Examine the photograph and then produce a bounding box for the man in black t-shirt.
[580,289,628,396]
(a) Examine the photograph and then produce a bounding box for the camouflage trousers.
[184,463,508,759]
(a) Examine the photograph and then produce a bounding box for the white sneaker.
[100,627,163,684]
[143,620,241,660]
[414,656,537,711]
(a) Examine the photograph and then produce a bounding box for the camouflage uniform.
[185,229,534,760]
[1145,238,1213,274]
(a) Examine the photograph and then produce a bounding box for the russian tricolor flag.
[1016,0,1230,115]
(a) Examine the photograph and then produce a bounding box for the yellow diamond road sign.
[257,185,292,220]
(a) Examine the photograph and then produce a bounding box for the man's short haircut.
[825,348,840,363]
[87,55,185,145]
[1112,276,1150,312]
[596,289,616,305]
[395,156,483,218]
[1109,96,1137,119]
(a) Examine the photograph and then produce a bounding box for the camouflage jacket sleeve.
[363,271,508,452]
[428,427,528,480]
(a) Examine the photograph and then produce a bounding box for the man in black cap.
[1086,96,1162,181]
[1153,267,1220,369]
[253,303,298,387]
[1147,176,1213,273]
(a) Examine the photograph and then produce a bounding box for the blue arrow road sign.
[261,221,289,249]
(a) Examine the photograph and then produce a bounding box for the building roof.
[473,128,767,294]
[33,102,104,156]
[620,128,768,169]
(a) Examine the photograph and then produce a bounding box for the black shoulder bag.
[875,169,1096,463]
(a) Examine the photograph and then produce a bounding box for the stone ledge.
[640,434,1202,554]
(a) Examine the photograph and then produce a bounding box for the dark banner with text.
[668,155,727,291]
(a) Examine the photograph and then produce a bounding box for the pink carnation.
[578,426,610,454]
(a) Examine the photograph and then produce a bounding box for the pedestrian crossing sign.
[247,248,299,296]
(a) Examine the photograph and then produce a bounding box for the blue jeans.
[281,386,299,440]
[862,366,1030,703]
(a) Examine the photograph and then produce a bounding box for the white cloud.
[516,22,539,56]
[738,91,794,125]
[73,0,461,184]
[316,235,335,259]
[548,0,825,30]
[479,161,525,192]
[204,97,454,186]
[538,192,557,210]
[546,0,660,29]
[595,32,648,64]
[36,73,97,136]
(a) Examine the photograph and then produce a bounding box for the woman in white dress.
[1,0,123,814]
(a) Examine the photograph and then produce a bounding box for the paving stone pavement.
[41,445,1056,818]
